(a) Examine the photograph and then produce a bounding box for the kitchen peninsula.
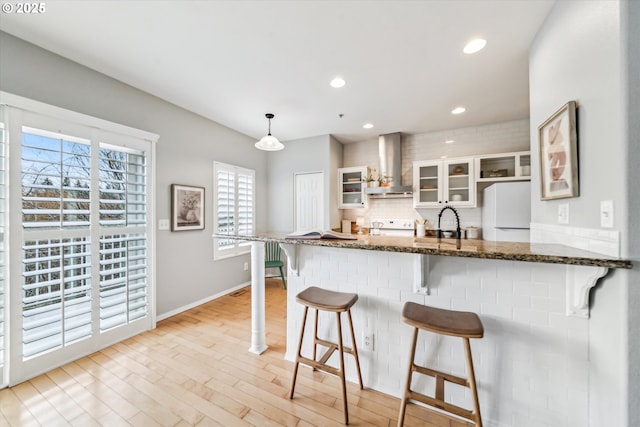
[215,232,631,427]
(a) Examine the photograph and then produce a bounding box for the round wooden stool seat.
[402,302,484,338]
[296,286,358,312]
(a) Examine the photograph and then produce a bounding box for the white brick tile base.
[285,245,588,427]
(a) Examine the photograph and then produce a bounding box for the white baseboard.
[156,281,250,321]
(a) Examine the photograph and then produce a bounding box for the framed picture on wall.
[538,101,579,200]
[171,184,205,231]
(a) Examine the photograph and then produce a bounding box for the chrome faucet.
[437,205,462,244]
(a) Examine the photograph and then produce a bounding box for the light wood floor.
[0,279,474,427]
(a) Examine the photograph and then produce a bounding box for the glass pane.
[418,165,439,203]
[22,128,91,229]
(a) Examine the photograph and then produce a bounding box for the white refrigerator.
[482,182,531,242]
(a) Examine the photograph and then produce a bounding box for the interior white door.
[294,172,324,232]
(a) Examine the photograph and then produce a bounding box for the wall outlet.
[158,219,170,230]
[363,332,375,351]
[600,200,614,228]
[558,204,569,224]
[243,262,249,271]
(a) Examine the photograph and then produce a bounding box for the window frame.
[213,161,255,260]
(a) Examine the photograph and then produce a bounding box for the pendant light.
[255,113,284,151]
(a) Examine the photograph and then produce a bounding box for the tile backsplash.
[341,119,530,228]
[343,197,482,231]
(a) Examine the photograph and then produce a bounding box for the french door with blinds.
[2,94,157,386]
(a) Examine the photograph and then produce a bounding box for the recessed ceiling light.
[441,155,447,159]
[363,123,374,129]
[463,38,487,54]
[451,107,466,115]
[330,77,346,88]
[445,139,455,144]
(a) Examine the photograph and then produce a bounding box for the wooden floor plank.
[1,279,473,427]
[28,374,85,422]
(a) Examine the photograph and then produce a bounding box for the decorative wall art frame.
[538,101,579,200]
[171,184,205,231]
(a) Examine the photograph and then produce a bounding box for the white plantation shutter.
[99,145,147,227]
[99,233,147,331]
[0,118,6,384]
[97,145,148,331]
[22,238,92,358]
[213,161,255,259]
[18,129,151,360]
[216,167,235,250]
[237,171,253,239]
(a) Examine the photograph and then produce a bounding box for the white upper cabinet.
[475,151,531,182]
[413,158,476,208]
[338,166,368,209]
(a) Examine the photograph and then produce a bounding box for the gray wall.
[529,1,638,424]
[624,1,640,425]
[267,134,343,232]
[328,135,343,230]
[0,32,268,317]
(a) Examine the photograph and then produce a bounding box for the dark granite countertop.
[213,233,632,269]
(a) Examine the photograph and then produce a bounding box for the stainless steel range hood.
[365,132,413,198]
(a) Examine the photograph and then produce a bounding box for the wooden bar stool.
[289,286,363,425]
[397,302,484,427]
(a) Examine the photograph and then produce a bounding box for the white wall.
[0,32,268,317]
[341,119,530,229]
[529,1,638,425]
[266,134,342,232]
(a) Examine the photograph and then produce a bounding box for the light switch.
[158,219,170,230]
[558,204,569,224]
[600,200,614,228]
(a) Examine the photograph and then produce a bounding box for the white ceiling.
[0,0,555,144]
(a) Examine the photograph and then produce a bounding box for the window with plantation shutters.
[18,129,151,359]
[2,92,157,386]
[213,161,255,260]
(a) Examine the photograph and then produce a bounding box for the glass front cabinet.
[413,158,476,208]
[338,166,368,209]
